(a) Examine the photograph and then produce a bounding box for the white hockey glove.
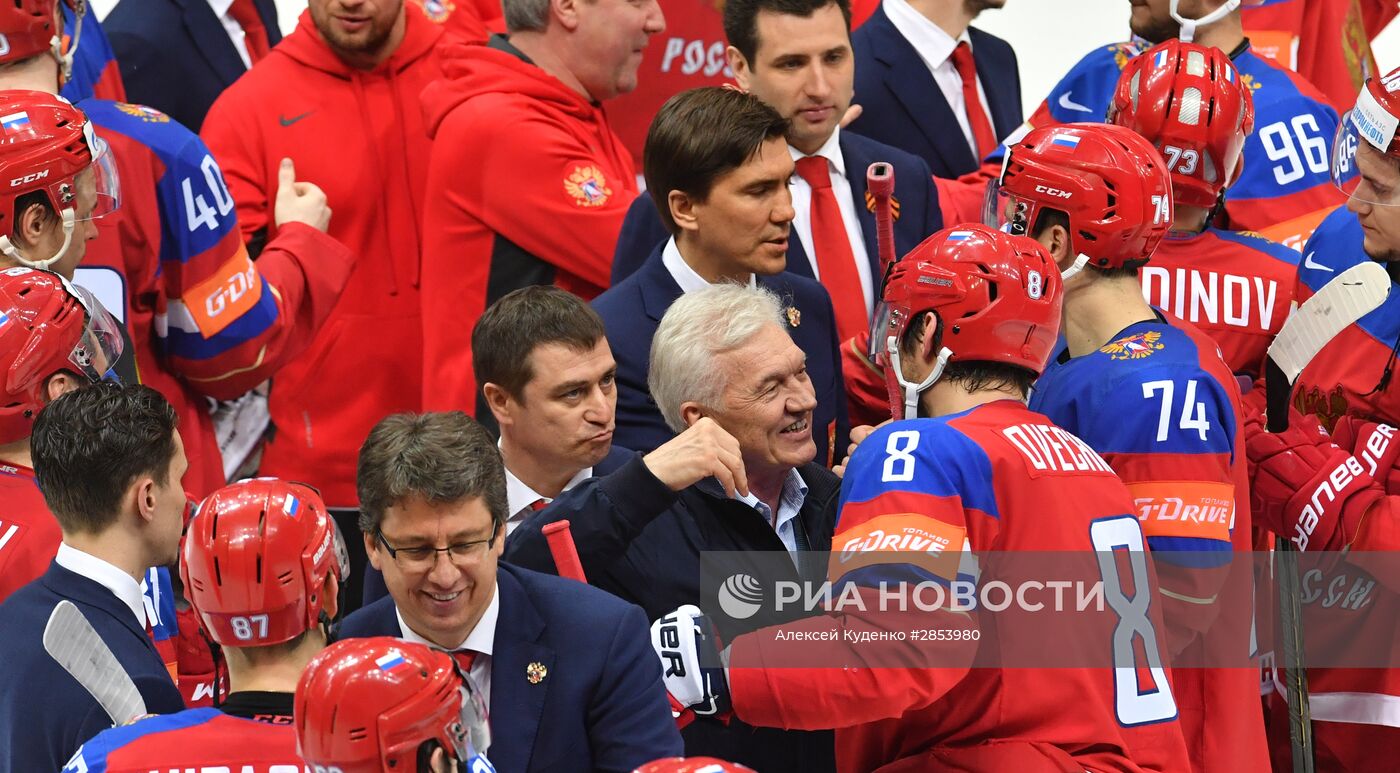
[650,605,731,724]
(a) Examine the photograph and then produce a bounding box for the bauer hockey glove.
[650,605,731,727]
[1245,404,1384,551]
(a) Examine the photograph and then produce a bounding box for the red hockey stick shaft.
[542,520,588,583]
[867,162,896,274]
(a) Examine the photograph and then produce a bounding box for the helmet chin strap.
[1058,253,1091,283]
[1170,0,1241,43]
[0,208,76,271]
[887,335,954,421]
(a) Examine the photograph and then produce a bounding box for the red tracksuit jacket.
[202,8,441,506]
[418,38,637,415]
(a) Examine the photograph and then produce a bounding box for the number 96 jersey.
[1029,313,1270,772]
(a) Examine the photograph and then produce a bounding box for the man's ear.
[917,312,939,360]
[727,46,753,90]
[1038,223,1073,267]
[14,201,49,254]
[133,476,159,525]
[679,401,707,429]
[669,190,700,234]
[482,382,514,427]
[364,531,382,572]
[43,371,82,403]
[322,571,340,620]
[553,0,581,31]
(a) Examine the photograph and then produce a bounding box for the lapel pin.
[526,662,548,684]
[785,306,801,328]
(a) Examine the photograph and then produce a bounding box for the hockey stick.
[43,600,148,726]
[542,520,588,583]
[866,163,896,276]
[1263,260,1390,773]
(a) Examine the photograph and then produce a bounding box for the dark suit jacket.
[104,0,282,131]
[505,455,841,772]
[0,562,185,773]
[592,246,850,464]
[851,7,1022,179]
[339,563,682,773]
[612,131,941,285]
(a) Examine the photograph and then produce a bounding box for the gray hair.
[648,283,786,432]
[503,0,550,33]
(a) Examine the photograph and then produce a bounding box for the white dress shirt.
[788,128,875,312]
[396,584,499,705]
[882,0,995,159]
[662,238,758,292]
[503,464,594,536]
[207,0,254,70]
[54,543,147,628]
[733,468,809,556]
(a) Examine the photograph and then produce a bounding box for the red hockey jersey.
[1139,227,1300,379]
[0,462,57,604]
[63,708,301,773]
[729,400,1191,773]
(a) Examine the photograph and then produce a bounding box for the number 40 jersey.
[1029,314,1270,772]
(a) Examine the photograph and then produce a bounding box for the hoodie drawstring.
[388,64,424,289]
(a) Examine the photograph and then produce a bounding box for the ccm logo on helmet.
[1033,184,1072,199]
[9,169,48,187]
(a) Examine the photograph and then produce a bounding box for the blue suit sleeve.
[586,603,685,771]
[502,456,679,578]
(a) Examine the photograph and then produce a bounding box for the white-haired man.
[506,283,840,772]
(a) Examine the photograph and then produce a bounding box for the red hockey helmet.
[634,758,758,772]
[0,90,118,272]
[180,478,348,647]
[1332,67,1400,206]
[295,637,491,773]
[985,122,1172,274]
[869,224,1063,420]
[0,0,88,84]
[0,265,123,443]
[1108,40,1254,208]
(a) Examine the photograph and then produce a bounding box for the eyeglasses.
[373,522,500,572]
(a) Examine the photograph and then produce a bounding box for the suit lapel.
[785,232,814,280]
[840,134,884,279]
[255,0,284,46]
[173,0,250,87]
[637,246,685,323]
[487,567,553,773]
[971,30,1019,141]
[868,9,977,175]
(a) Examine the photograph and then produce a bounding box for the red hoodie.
[419,39,637,414]
[202,8,441,507]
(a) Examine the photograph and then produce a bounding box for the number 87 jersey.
[1029,312,1271,771]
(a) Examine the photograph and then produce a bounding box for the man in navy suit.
[613,0,940,323]
[0,384,189,773]
[339,411,681,773]
[104,0,282,131]
[597,87,849,463]
[850,0,1021,180]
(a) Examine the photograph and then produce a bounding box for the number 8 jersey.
[1030,312,1270,772]
[728,400,1191,773]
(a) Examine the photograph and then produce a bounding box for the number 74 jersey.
[1029,314,1270,771]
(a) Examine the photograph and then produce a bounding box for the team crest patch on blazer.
[526,662,548,684]
[565,166,612,207]
[785,306,801,328]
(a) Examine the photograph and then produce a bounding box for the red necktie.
[950,41,998,160]
[530,498,549,512]
[794,155,869,342]
[453,649,478,673]
[227,0,270,64]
